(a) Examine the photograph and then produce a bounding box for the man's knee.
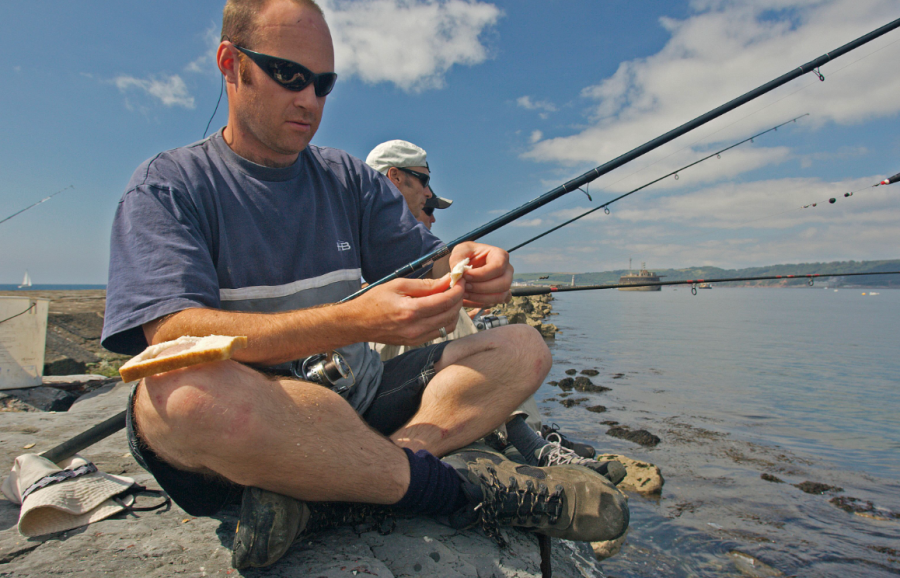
[501,324,552,385]
[134,361,274,466]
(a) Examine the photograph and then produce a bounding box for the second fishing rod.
[507,115,808,253]
[342,16,900,303]
[510,271,900,296]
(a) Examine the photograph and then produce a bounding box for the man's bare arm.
[143,276,465,366]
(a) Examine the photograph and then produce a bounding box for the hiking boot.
[443,444,629,543]
[306,501,398,535]
[232,488,401,569]
[232,487,310,569]
[541,424,596,458]
[536,443,627,486]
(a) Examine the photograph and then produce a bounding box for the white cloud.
[517,96,557,113]
[530,130,543,143]
[610,175,898,229]
[515,174,898,270]
[511,218,544,227]
[523,0,900,168]
[185,24,221,75]
[114,75,196,109]
[321,0,502,91]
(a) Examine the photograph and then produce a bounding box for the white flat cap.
[366,140,429,174]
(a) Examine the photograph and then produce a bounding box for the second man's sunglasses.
[397,167,431,189]
[234,46,337,97]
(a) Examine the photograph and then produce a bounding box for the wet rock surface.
[580,369,599,377]
[573,377,610,393]
[829,496,900,520]
[760,473,785,483]
[606,426,661,447]
[596,454,664,496]
[794,481,842,495]
[585,405,607,413]
[559,397,588,408]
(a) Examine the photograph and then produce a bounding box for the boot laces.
[474,465,564,548]
[306,502,396,536]
[536,442,590,468]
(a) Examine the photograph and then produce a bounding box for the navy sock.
[505,415,548,466]
[394,448,467,516]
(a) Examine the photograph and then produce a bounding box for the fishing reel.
[474,315,509,331]
[291,351,355,395]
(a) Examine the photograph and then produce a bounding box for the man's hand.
[450,242,513,307]
[350,275,465,345]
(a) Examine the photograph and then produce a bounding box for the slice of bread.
[119,335,249,382]
[449,258,472,288]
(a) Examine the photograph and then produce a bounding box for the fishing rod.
[511,271,900,296]
[0,185,74,227]
[798,171,899,209]
[343,17,900,302]
[507,115,809,253]
[661,169,900,244]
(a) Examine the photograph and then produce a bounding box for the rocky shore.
[490,294,558,338]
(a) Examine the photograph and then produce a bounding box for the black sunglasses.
[234,46,337,97]
[422,206,435,217]
[397,167,431,189]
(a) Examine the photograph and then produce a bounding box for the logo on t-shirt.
[336,241,352,252]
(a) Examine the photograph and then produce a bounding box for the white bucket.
[0,296,50,390]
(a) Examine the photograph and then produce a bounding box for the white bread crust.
[119,335,249,382]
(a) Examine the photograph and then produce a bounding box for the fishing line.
[511,271,900,296]
[341,16,900,303]
[507,115,808,253]
[512,32,900,234]
[627,171,898,254]
[0,185,74,228]
[516,25,900,227]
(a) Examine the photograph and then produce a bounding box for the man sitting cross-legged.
[101,0,628,569]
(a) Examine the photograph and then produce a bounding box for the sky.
[1,0,898,284]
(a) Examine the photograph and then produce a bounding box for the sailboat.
[18,271,32,288]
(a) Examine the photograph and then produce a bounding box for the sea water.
[536,287,900,577]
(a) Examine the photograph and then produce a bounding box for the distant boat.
[18,271,32,288]
[618,262,664,291]
[697,283,712,289]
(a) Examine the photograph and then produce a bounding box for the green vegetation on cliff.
[515,259,900,288]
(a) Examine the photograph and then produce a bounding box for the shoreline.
[535,289,900,576]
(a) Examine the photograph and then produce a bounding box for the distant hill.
[514,259,900,288]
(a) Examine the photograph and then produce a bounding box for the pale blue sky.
[1,0,898,284]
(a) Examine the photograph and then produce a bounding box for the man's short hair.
[222,0,324,47]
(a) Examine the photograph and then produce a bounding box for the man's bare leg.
[134,360,409,504]
[390,324,551,456]
[134,324,549,502]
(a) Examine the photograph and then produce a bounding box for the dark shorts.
[126,342,450,517]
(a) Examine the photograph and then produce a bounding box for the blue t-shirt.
[102,130,442,412]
